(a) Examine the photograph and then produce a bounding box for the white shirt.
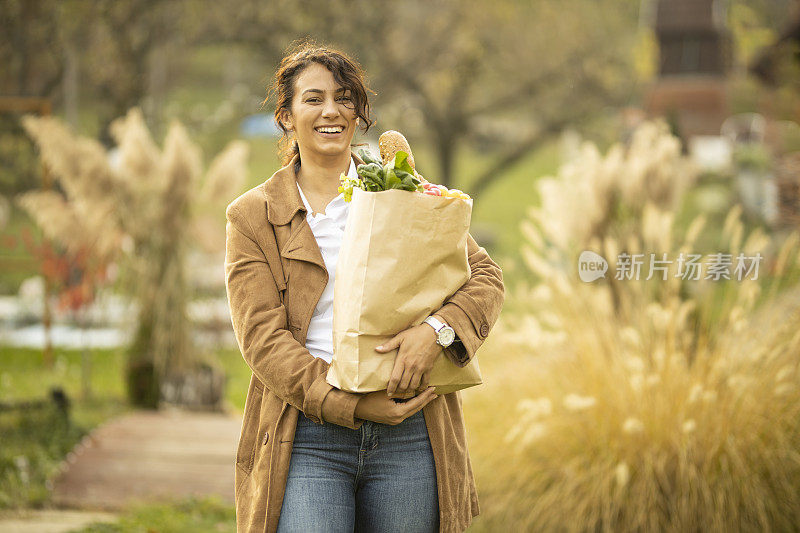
[295,158,357,363]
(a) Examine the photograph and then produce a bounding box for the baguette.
[378,130,428,182]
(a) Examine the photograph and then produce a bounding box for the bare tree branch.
[467,66,628,201]
[467,123,563,201]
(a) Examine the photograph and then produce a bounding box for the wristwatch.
[423,316,456,348]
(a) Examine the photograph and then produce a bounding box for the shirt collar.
[296,158,356,219]
[262,152,364,226]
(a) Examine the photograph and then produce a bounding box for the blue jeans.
[276,409,439,533]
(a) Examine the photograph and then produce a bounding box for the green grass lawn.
[0,344,253,416]
[0,204,43,296]
[76,496,235,532]
[216,346,254,414]
[0,346,131,509]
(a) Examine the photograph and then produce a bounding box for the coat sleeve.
[225,203,364,429]
[434,233,505,367]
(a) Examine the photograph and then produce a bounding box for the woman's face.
[282,62,358,160]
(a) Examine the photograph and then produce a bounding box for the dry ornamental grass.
[469,121,800,532]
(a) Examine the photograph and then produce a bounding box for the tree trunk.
[64,45,79,129]
[126,285,160,409]
[125,226,195,408]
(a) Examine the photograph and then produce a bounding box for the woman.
[225,42,505,533]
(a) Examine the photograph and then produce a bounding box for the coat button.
[262,431,269,445]
[479,323,490,338]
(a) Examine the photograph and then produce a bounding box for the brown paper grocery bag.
[326,187,483,395]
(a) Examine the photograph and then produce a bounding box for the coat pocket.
[236,381,264,475]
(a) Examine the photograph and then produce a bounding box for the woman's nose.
[322,97,340,118]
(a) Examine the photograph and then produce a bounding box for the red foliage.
[21,228,109,312]
[1,234,17,250]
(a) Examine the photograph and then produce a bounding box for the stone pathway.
[50,408,242,511]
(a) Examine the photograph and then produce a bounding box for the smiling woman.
[226,40,505,533]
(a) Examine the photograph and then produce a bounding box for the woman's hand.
[354,387,438,425]
[375,323,441,399]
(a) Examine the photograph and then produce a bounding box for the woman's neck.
[295,149,351,197]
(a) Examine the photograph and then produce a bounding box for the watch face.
[438,327,455,346]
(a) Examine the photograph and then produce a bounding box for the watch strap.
[424,316,446,332]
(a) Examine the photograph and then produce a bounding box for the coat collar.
[263,151,364,226]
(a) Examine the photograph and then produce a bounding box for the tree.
[382,0,640,196]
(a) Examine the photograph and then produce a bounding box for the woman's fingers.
[390,391,415,401]
[398,371,415,396]
[390,370,430,399]
[400,387,437,416]
[389,366,418,398]
[387,362,405,397]
[390,363,428,397]
[407,371,422,392]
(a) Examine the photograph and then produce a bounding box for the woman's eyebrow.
[301,88,347,96]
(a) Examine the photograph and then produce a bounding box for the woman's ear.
[280,110,293,132]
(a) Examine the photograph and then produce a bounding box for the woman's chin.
[308,141,354,157]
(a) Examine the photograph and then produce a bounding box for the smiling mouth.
[315,125,345,135]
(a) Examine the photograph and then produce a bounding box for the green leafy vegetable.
[340,148,423,202]
[385,168,401,189]
[358,148,382,166]
[393,151,415,175]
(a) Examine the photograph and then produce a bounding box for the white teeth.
[316,127,343,133]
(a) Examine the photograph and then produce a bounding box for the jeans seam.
[355,422,370,486]
[355,448,365,487]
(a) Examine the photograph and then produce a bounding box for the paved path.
[50,408,243,511]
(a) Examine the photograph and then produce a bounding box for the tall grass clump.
[17,109,248,407]
[482,121,800,531]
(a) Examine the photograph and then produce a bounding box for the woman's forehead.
[294,63,345,93]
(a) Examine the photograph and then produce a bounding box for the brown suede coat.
[224,152,505,533]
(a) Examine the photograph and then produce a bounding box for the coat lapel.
[281,218,323,267]
[262,151,364,272]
